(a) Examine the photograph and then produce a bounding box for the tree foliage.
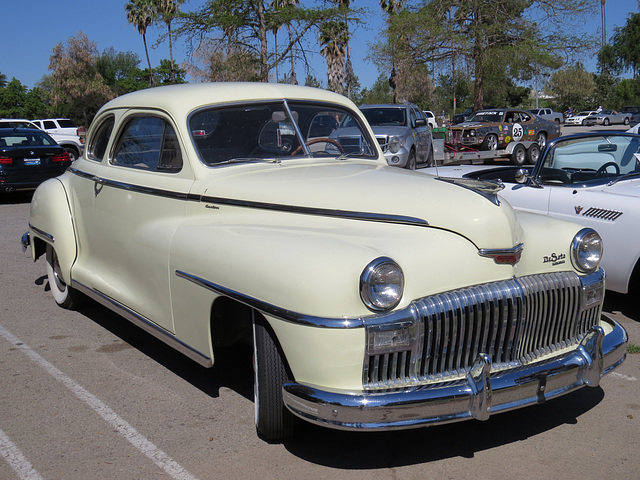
[546,63,595,111]
[376,0,597,112]
[48,32,114,126]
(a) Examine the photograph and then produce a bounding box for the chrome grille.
[364,272,602,388]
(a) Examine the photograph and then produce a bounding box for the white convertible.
[23,84,627,441]
[425,131,640,295]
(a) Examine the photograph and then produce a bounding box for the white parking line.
[610,372,637,382]
[0,324,201,480]
[0,428,44,480]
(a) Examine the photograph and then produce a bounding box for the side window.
[87,116,114,162]
[112,116,183,172]
[410,109,418,127]
[43,120,56,129]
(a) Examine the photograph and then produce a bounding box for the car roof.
[98,83,356,120]
[0,127,50,135]
[361,103,416,109]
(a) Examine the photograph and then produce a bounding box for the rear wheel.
[526,142,540,165]
[45,244,82,309]
[510,143,526,166]
[253,315,296,442]
[536,132,547,149]
[63,147,79,162]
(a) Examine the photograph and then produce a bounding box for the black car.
[0,128,72,192]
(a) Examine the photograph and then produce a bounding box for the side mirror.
[414,118,427,127]
[515,168,528,184]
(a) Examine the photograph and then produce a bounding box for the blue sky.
[1,0,638,91]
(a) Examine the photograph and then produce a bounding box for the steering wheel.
[595,161,620,177]
[291,137,344,156]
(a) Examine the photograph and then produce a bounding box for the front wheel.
[536,132,547,149]
[405,149,417,170]
[45,244,82,309]
[253,315,296,442]
[481,134,498,151]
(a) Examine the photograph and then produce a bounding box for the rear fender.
[29,178,77,284]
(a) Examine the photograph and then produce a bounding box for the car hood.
[368,125,412,136]
[201,162,521,249]
[450,121,489,129]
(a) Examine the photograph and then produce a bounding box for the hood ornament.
[436,177,504,206]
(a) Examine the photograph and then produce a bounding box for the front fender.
[29,178,77,284]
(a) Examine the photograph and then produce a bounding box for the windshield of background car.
[467,111,503,122]
[576,112,592,116]
[541,135,640,185]
[189,102,376,165]
[360,108,407,126]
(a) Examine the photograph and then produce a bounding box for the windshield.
[189,101,377,165]
[360,108,407,126]
[467,111,504,123]
[539,134,640,185]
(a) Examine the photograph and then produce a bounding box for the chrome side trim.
[29,223,54,242]
[175,270,366,329]
[70,167,429,227]
[282,315,627,431]
[71,280,213,368]
[198,196,430,227]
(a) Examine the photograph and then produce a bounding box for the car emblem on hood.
[478,243,524,265]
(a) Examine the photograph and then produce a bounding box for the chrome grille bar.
[364,272,602,388]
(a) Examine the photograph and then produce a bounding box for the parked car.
[1,118,85,161]
[0,119,40,130]
[356,103,434,168]
[565,111,597,126]
[23,83,627,442]
[0,127,72,192]
[31,118,85,137]
[424,131,640,295]
[423,110,438,129]
[449,108,561,152]
[451,105,495,124]
[620,105,639,114]
[590,109,631,126]
[528,108,564,124]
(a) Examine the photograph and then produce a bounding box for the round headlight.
[388,136,402,154]
[360,257,404,312]
[571,228,603,272]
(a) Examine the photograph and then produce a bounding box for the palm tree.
[270,0,299,84]
[319,1,350,94]
[126,0,157,87]
[154,0,184,83]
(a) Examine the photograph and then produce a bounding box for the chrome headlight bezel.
[360,257,404,312]
[571,228,603,273]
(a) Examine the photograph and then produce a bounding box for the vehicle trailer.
[433,138,540,166]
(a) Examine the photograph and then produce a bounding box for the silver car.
[591,109,632,126]
[358,103,434,169]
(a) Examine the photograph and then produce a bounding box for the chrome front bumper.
[282,314,627,431]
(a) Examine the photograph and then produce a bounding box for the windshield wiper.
[216,157,282,165]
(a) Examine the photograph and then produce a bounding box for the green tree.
[609,12,640,77]
[48,32,114,126]
[126,0,158,87]
[379,0,597,111]
[0,78,29,118]
[97,48,146,95]
[153,0,185,83]
[546,63,595,112]
[176,0,352,82]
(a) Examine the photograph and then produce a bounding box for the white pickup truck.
[31,118,85,161]
[528,108,564,124]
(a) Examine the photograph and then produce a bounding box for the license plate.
[24,158,41,165]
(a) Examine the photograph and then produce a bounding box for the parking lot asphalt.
[1,190,638,480]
